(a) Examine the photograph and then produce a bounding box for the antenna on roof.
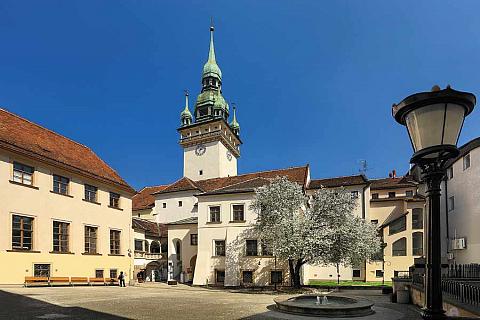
[359,160,368,175]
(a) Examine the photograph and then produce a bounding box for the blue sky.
[1,1,479,190]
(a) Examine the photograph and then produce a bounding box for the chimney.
[392,169,397,178]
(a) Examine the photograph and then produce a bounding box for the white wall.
[154,191,198,224]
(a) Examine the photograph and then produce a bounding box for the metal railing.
[442,280,480,306]
[447,263,480,279]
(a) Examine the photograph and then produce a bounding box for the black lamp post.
[392,85,475,320]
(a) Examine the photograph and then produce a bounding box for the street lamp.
[392,85,476,319]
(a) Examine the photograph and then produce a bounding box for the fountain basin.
[274,295,374,318]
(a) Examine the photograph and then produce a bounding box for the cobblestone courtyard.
[0,284,423,319]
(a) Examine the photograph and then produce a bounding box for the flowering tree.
[250,177,380,288]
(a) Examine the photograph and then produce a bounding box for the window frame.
[270,270,283,285]
[388,191,396,198]
[12,214,34,251]
[463,153,471,170]
[412,208,423,229]
[52,221,70,253]
[232,204,245,222]
[375,270,384,278]
[190,234,198,246]
[13,162,34,186]
[134,239,144,252]
[389,216,406,235]
[84,225,98,254]
[53,174,70,195]
[109,192,120,208]
[405,190,413,197]
[412,232,423,256]
[352,269,361,278]
[392,237,407,256]
[371,193,379,199]
[214,240,225,256]
[448,196,455,212]
[109,269,118,279]
[110,229,121,255]
[242,270,253,284]
[34,264,50,277]
[84,184,98,203]
[215,269,225,283]
[447,167,454,180]
[95,269,104,278]
[245,239,258,256]
[209,206,221,223]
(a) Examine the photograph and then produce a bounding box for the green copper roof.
[202,26,222,80]
[181,92,192,118]
[230,105,240,130]
[195,89,229,113]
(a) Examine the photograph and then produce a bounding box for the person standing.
[118,271,126,287]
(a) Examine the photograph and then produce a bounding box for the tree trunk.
[336,263,340,285]
[289,259,303,289]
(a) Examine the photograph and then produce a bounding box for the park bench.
[89,277,106,286]
[24,276,49,287]
[70,277,89,286]
[105,278,118,286]
[48,277,71,286]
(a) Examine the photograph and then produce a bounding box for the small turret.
[230,104,240,136]
[180,91,192,126]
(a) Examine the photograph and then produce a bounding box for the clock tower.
[178,25,241,180]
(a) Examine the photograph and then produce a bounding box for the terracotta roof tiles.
[132,185,169,211]
[308,175,368,189]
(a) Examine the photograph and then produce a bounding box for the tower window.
[163,202,166,208]
[178,201,183,207]
[199,170,203,176]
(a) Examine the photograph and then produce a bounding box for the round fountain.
[274,292,374,317]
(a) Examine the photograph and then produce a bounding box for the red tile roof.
[132,217,167,237]
[308,175,368,189]
[370,176,417,190]
[132,185,169,211]
[0,109,134,193]
[153,165,310,196]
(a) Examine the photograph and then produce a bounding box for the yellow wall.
[0,149,133,285]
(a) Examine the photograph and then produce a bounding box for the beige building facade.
[0,109,135,285]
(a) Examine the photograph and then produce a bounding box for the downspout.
[444,176,450,256]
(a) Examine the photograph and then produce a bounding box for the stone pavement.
[0,283,423,319]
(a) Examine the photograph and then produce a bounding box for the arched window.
[412,232,423,256]
[150,241,161,253]
[392,237,407,256]
[412,208,423,229]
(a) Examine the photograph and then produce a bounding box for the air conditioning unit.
[452,238,466,250]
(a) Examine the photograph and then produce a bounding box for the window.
[352,269,361,278]
[412,208,423,229]
[53,175,69,195]
[246,240,258,256]
[13,162,34,185]
[95,269,104,278]
[463,153,471,170]
[34,264,50,277]
[371,193,379,199]
[448,196,455,212]
[215,270,225,283]
[190,234,198,246]
[375,270,384,278]
[109,269,118,279]
[199,170,203,176]
[161,242,168,253]
[388,192,396,198]
[271,271,283,284]
[392,237,407,256]
[232,204,245,221]
[150,241,161,253]
[242,271,253,284]
[178,201,183,207]
[447,167,454,180]
[134,239,144,251]
[53,221,69,253]
[84,184,98,202]
[405,190,413,197]
[210,206,221,222]
[109,192,120,208]
[84,226,97,254]
[412,232,423,256]
[389,216,406,235]
[162,202,166,208]
[214,240,225,256]
[261,241,273,256]
[351,191,359,199]
[110,230,121,255]
[12,215,33,250]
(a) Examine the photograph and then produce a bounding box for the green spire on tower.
[180,90,192,126]
[202,21,222,80]
[230,103,240,135]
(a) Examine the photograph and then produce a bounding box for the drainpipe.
[444,176,450,256]
[361,184,368,219]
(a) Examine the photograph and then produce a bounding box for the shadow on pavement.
[0,290,130,320]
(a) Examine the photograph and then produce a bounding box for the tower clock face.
[195,144,206,156]
[226,150,233,161]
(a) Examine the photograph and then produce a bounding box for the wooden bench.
[105,278,118,286]
[24,276,49,287]
[89,277,106,286]
[48,277,71,286]
[70,277,89,286]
